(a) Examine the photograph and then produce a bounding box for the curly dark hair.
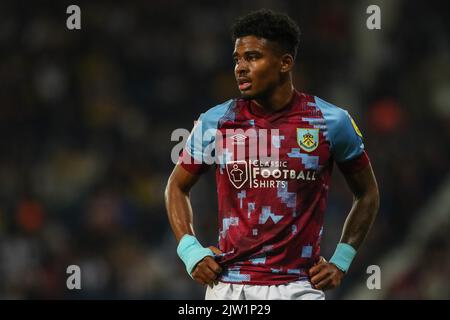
[231,9,301,59]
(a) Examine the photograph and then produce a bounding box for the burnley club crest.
[297,128,319,152]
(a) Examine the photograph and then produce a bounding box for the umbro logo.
[231,134,247,145]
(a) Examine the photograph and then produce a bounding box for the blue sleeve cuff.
[177,234,214,277]
[329,243,357,273]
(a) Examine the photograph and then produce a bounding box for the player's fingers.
[314,276,332,290]
[202,268,218,288]
[196,269,214,286]
[209,246,223,255]
[309,263,324,276]
[310,269,329,285]
[205,267,218,281]
[199,264,218,282]
[204,257,223,274]
[207,264,222,277]
[192,262,212,285]
[192,271,208,285]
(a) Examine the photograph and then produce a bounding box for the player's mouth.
[237,78,252,91]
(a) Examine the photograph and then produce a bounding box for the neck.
[253,79,295,112]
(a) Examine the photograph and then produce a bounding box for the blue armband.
[177,234,214,277]
[329,243,357,273]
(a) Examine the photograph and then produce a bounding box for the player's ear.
[280,53,294,73]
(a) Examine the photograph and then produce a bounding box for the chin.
[240,93,252,100]
[240,90,257,100]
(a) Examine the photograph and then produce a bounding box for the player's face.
[233,35,283,100]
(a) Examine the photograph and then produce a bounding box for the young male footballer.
[165,9,379,300]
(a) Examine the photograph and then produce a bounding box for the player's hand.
[208,246,223,255]
[191,246,223,287]
[308,256,344,291]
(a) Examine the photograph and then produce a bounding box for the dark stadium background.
[0,0,449,299]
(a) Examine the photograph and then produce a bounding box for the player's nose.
[235,60,249,76]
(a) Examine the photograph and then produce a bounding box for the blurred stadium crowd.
[0,0,449,299]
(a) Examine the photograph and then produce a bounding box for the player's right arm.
[166,100,233,285]
[165,164,222,286]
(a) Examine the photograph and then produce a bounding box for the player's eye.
[246,53,259,61]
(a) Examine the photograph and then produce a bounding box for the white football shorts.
[205,280,325,300]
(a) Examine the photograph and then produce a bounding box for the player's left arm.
[339,162,380,250]
[308,99,380,291]
[310,161,379,290]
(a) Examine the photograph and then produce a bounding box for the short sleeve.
[178,99,235,175]
[331,110,365,163]
[314,96,369,173]
[178,113,215,175]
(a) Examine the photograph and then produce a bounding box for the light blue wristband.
[329,243,356,273]
[177,234,214,277]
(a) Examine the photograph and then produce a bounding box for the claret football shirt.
[179,91,369,285]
